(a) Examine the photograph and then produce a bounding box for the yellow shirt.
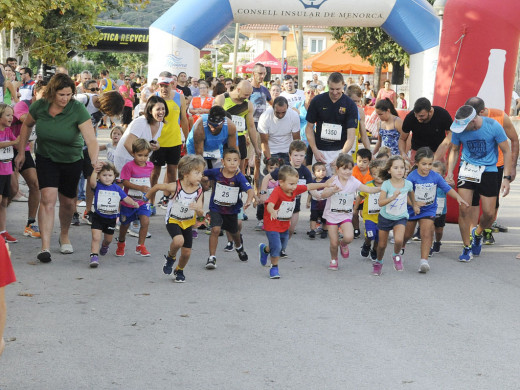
[157,93,182,147]
[359,181,381,224]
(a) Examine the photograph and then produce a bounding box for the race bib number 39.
[97,190,120,214]
[214,183,240,206]
[321,123,342,141]
[170,201,194,221]
[330,192,354,213]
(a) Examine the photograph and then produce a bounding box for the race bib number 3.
[330,192,354,213]
[277,201,295,221]
[0,145,13,162]
[321,123,342,141]
[97,190,120,214]
[214,183,240,206]
[459,161,485,183]
[170,201,194,221]
[128,177,150,199]
[367,192,381,214]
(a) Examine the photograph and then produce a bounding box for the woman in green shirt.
[14,73,101,263]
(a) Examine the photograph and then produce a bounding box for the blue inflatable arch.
[148,0,439,89]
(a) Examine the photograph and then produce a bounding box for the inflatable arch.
[148,0,440,100]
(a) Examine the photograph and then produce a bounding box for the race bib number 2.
[97,190,120,214]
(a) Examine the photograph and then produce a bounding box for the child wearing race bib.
[259,165,329,279]
[260,140,315,257]
[145,155,205,282]
[116,138,154,257]
[374,156,417,276]
[99,126,123,166]
[306,162,329,239]
[89,163,138,268]
[356,159,386,261]
[429,161,448,257]
[203,148,254,270]
[320,154,381,271]
[255,157,281,233]
[402,148,468,273]
[352,148,373,239]
[0,104,19,243]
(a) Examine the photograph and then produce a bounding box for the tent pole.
[232,23,240,79]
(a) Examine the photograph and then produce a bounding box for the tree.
[0,0,147,64]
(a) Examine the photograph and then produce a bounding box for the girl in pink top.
[321,154,381,271]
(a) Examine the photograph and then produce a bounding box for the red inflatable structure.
[433,0,520,223]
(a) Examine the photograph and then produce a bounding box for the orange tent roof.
[304,43,388,74]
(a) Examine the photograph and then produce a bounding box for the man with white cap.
[446,104,512,262]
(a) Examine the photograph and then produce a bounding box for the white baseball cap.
[450,105,476,133]
[158,76,172,84]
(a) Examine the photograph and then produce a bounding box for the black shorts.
[91,212,117,235]
[470,166,503,208]
[35,154,82,199]
[166,223,193,249]
[458,171,499,198]
[82,149,94,178]
[237,134,247,160]
[306,145,313,166]
[209,211,238,234]
[0,175,11,198]
[434,213,446,228]
[150,145,182,167]
[122,106,133,125]
[13,149,36,172]
[310,208,325,222]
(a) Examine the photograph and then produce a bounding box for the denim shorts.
[377,214,407,231]
[265,230,289,258]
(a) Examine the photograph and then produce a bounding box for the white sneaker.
[254,220,264,231]
[418,259,430,273]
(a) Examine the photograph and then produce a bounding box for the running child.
[260,140,316,256]
[89,163,138,268]
[402,147,468,273]
[254,157,282,232]
[259,165,330,278]
[306,161,329,239]
[145,155,205,282]
[352,148,373,238]
[320,154,381,270]
[203,148,254,269]
[373,156,418,276]
[429,161,448,256]
[0,104,19,243]
[356,159,386,261]
[99,125,123,165]
[116,138,154,257]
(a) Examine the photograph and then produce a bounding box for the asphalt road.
[1,171,519,389]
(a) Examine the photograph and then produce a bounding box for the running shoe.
[412,228,421,241]
[470,227,482,256]
[99,244,110,256]
[459,246,473,262]
[37,249,52,263]
[370,248,377,261]
[418,259,430,273]
[1,231,17,243]
[115,241,125,257]
[259,243,268,266]
[23,224,40,238]
[89,254,99,268]
[269,266,280,279]
[360,243,370,258]
[71,212,80,226]
[163,254,176,275]
[491,221,508,233]
[432,241,442,253]
[339,242,349,259]
[328,259,338,270]
[236,246,248,262]
[372,261,383,276]
[393,254,404,271]
[173,268,185,283]
[224,241,234,252]
[320,230,328,239]
[308,230,316,240]
[353,229,361,239]
[150,205,157,217]
[205,256,217,269]
[255,220,264,231]
[483,229,495,245]
[280,250,288,259]
[192,230,198,239]
[135,245,151,257]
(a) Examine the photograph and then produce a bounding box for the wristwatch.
[259,190,267,195]
[503,175,512,181]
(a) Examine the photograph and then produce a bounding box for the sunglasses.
[125,78,131,81]
[89,88,100,92]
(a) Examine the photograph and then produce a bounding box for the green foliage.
[200,55,230,79]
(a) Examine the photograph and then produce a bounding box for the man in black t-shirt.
[305,72,358,175]
[177,71,192,105]
[399,97,453,162]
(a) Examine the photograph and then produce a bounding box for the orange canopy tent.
[304,43,387,74]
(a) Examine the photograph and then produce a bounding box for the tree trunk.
[374,64,382,94]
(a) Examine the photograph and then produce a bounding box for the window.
[309,38,325,54]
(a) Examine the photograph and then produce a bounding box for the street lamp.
[433,0,447,17]
[278,25,290,80]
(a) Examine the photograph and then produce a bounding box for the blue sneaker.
[370,248,377,261]
[150,205,157,216]
[259,243,268,266]
[459,246,473,262]
[360,243,370,258]
[269,266,280,279]
[173,268,185,283]
[163,254,176,275]
[470,227,482,256]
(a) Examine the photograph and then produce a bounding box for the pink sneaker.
[328,259,338,270]
[393,254,404,271]
[339,242,349,258]
[372,262,383,276]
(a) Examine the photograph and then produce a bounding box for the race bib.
[266,187,275,198]
[436,197,446,216]
[386,192,408,217]
[414,184,436,206]
[277,200,295,221]
[29,126,37,142]
[330,192,354,213]
[312,189,323,201]
[367,192,381,215]
[203,149,221,160]
[169,200,194,221]
[128,177,150,199]
[0,146,13,162]
[459,161,485,183]
[232,115,246,133]
[321,123,342,141]
[214,182,240,206]
[97,190,120,215]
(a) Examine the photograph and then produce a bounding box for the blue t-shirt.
[451,117,507,172]
[379,179,414,220]
[296,101,308,144]
[270,164,313,200]
[435,187,447,216]
[204,168,252,214]
[186,115,231,159]
[406,170,452,219]
[92,182,128,219]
